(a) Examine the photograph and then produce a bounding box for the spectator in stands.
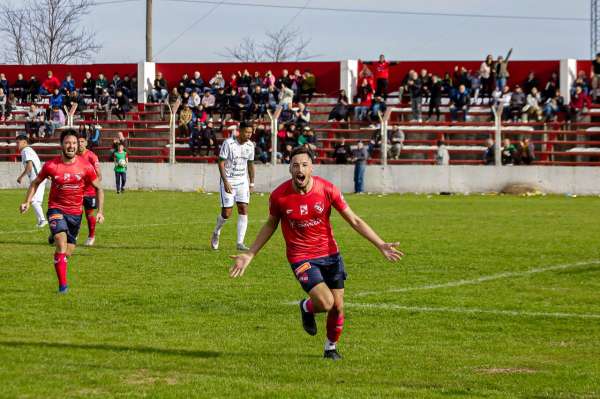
[195,104,208,125]
[61,73,76,94]
[238,90,253,121]
[573,71,590,95]
[202,88,216,118]
[178,73,190,95]
[41,70,61,95]
[251,71,262,87]
[354,78,373,121]
[200,119,217,155]
[95,73,108,97]
[178,104,193,138]
[121,75,133,98]
[64,90,85,116]
[129,76,138,102]
[190,71,204,92]
[517,137,535,165]
[591,53,600,102]
[0,73,8,94]
[88,124,101,149]
[49,88,64,110]
[263,70,276,87]
[523,87,543,122]
[239,69,253,92]
[151,72,168,102]
[168,87,180,107]
[98,88,112,119]
[46,106,65,137]
[13,73,28,103]
[368,129,382,157]
[295,102,310,129]
[449,84,470,121]
[249,85,266,119]
[501,138,516,165]
[214,87,228,121]
[568,85,592,122]
[227,73,238,90]
[419,69,432,103]
[277,82,294,110]
[522,72,538,95]
[328,90,350,122]
[188,90,201,110]
[189,123,201,156]
[290,69,303,102]
[388,126,405,160]
[543,88,565,121]
[363,54,398,99]
[436,140,450,165]
[483,138,495,165]
[109,73,122,96]
[0,88,6,121]
[480,54,494,98]
[276,69,292,89]
[369,96,387,126]
[468,70,482,104]
[352,141,368,193]
[495,48,513,90]
[298,126,317,151]
[542,72,559,102]
[82,71,95,99]
[301,70,316,103]
[254,123,271,163]
[407,70,423,122]
[509,85,526,122]
[493,85,512,120]
[442,72,453,94]
[28,75,40,101]
[26,104,45,139]
[333,138,351,164]
[112,89,130,120]
[428,75,444,121]
[209,70,225,91]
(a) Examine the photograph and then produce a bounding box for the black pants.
[375,78,388,99]
[428,99,441,120]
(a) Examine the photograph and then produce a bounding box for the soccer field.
[1,189,600,398]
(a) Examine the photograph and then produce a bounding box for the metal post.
[167,99,180,164]
[267,109,278,165]
[380,109,392,166]
[492,104,503,166]
[146,0,153,62]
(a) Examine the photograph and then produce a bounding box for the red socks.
[54,252,68,287]
[326,310,345,344]
[85,209,96,238]
[303,298,314,313]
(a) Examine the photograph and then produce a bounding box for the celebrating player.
[77,132,102,246]
[20,129,104,293]
[211,121,255,251]
[229,147,403,360]
[15,135,47,228]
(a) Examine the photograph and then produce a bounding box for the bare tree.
[0,0,101,64]
[222,26,314,62]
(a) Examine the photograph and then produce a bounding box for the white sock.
[324,339,337,351]
[31,201,45,223]
[237,214,248,244]
[214,215,227,235]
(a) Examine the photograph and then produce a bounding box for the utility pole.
[593,0,599,58]
[146,0,153,61]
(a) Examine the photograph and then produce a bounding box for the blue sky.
[84,0,590,62]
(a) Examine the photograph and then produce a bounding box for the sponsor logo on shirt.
[314,202,324,214]
[294,262,311,276]
[300,204,308,215]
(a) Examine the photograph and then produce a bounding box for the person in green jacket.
[114,143,128,193]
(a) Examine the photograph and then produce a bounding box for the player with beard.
[20,129,104,293]
[77,132,102,246]
[229,147,403,360]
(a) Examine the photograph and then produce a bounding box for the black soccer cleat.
[299,300,317,336]
[48,234,55,245]
[323,349,342,360]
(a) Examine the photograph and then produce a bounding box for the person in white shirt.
[211,121,255,251]
[16,135,47,227]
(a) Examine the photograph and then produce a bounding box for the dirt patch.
[476,367,537,375]
[124,369,179,386]
[500,183,544,196]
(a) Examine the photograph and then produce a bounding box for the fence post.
[267,109,278,165]
[167,99,180,165]
[492,103,503,166]
[379,109,392,166]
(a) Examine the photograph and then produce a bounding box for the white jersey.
[219,137,255,182]
[20,146,42,181]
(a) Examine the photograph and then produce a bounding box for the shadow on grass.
[0,340,220,359]
[0,240,207,252]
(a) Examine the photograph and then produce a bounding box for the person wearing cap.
[298,126,317,151]
[15,135,47,227]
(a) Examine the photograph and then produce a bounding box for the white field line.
[354,260,600,297]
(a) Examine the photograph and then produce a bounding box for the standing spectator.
[389,126,405,160]
[495,48,513,91]
[333,138,351,164]
[480,54,494,98]
[509,85,526,122]
[114,142,128,194]
[419,69,432,104]
[352,141,368,193]
[363,54,398,99]
[276,69,292,89]
[407,70,423,122]
[435,140,450,165]
[214,87,228,121]
[151,72,168,102]
[469,71,482,104]
[13,73,28,103]
[40,70,61,95]
[501,138,517,165]
[428,75,444,121]
[518,138,535,165]
[543,88,565,121]
[328,90,350,122]
[109,73,122,96]
[112,89,130,120]
[522,72,539,95]
[449,85,470,121]
[290,69,303,102]
[354,78,373,121]
[263,70,276,87]
[301,70,316,103]
[483,138,495,165]
[369,96,387,125]
[277,83,294,110]
[28,75,40,101]
[0,73,9,95]
[295,102,310,129]
[568,85,592,122]
[253,123,271,163]
[0,88,6,121]
[523,87,543,122]
[81,71,95,99]
[542,72,559,102]
[591,52,600,102]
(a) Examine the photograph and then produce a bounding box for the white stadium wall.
[1,163,599,194]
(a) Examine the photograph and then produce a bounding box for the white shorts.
[32,178,46,203]
[220,179,250,208]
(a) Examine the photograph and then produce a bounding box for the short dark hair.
[60,129,78,143]
[239,120,253,130]
[290,146,315,162]
[78,131,88,140]
[16,134,28,142]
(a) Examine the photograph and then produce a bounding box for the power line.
[161,0,589,22]
[285,0,310,26]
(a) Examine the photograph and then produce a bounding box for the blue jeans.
[496,78,507,91]
[354,162,365,193]
[354,106,369,121]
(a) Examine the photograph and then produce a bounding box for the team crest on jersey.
[286,209,293,214]
[300,204,308,215]
[314,202,324,214]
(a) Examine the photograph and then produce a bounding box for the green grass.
[1,189,600,398]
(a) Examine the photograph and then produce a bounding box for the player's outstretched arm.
[339,207,404,262]
[19,176,42,213]
[92,178,105,223]
[17,161,33,184]
[230,214,280,278]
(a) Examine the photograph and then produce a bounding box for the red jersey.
[37,156,98,215]
[79,149,100,197]
[269,176,349,263]
[374,61,390,80]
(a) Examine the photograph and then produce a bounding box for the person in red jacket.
[569,85,592,122]
[41,70,61,95]
[362,54,399,99]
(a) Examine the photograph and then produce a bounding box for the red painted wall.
[0,64,137,83]
[155,61,341,94]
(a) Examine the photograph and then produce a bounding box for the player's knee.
[318,295,334,312]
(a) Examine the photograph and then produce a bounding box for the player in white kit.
[16,135,47,227]
[211,121,255,251]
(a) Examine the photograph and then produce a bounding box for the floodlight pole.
[146,0,153,62]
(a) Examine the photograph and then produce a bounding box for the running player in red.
[230,147,403,360]
[77,132,102,246]
[20,129,104,293]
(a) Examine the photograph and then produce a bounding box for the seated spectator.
[509,85,526,121]
[49,88,64,110]
[266,84,278,111]
[199,119,217,155]
[178,73,190,95]
[188,90,201,110]
[501,138,517,165]
[40,70,60,95]
[297,126,317,151]
[483,138,495,165]
[449,84,470,121]
[190,71,204,92]
[82,71,96,99]
[228,73,238,91]
[110,73,122,96]
[151,72,168,102]
[369,96,386,124]
[236,90,253,121]
[28,75,40,101]
[389,126,405,160]
[517,137,535,165]
[112,89,130,120]
[195,104,208,125]
[226,88,241,120]
[98,89,112,119]
[168,87,180,107]
[542,72,559,102]
[572,70,590,95]
[13,73,28,103]
[178,104,193,138]
[543,88,565,121]
[428,75,444,121]
[237,69,252,93]
[493,85,512,120]
[95,73,108,97]
[46,106,65,137]
[569,85,592,122]
[276,69,292,89]
[201,88,216,117]
[368,130,382,156]
[523,87,542,122]
[333,138,351,164]
[436,140,449,165]
[277,82,294,111]
[354,78,373,121]
[251,71,262,87]
[301,70,316,103]
[88,124,101,148]
[294,102,310,129]
[469,70,481,103]
[522,71,538,94]
[61,73,76,94]
[64,90,85,116]
[253,123,271,163]
[25,104,46,139]
[120,75,134,98]
[128,75,138,102]
[328,90,350,122]
[210,70,225,91]
[250,85,267,119]
[214,87,228,121]
[0,73,8,95]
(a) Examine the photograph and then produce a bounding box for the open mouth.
[295,173,306,185]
